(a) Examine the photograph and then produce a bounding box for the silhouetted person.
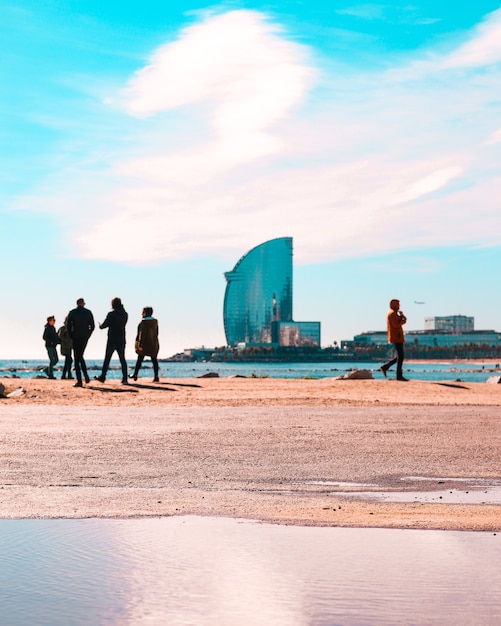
[381,298,408,381]
[43,315,60,379]
[95,297,128,384]
[131,307,160,382]
[67,298,95,387]
[58,316,73,379]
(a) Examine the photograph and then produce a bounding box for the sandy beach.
[1,376,500,530]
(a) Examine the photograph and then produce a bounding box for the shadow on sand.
[433,382,470,390]
[127,382,176,391]
[86,380,202,393]
[85,385,139,393]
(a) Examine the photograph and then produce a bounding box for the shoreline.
[2,356,501,365]
[1,377,500,531]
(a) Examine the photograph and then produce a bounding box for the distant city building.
[344,329,501,349]
[344,313,499,349]
[223,237,321,347]
[424,315,474,333]
[273,321,322,347]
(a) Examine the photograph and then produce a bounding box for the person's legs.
[62,354,68,378]
[80,339,90,383]
[117,344,128,383]
[73,338,90,384]
[46,346,58,379]
[72,340,84,384]
[97,342,114,381]
[132,354,144,380]
[151,356,159,381]
[62,353,73,378]
[395,343,407,380]
[381,355,397,376]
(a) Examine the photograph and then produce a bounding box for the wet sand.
[1,376,500,530]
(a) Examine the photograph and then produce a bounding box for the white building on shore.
[343,315,501,349]
[424,315,474,333]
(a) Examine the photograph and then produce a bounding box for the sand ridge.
[2,375,501,406]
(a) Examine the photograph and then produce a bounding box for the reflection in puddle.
[1,517,500,626]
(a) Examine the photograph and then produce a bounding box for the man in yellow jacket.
[380,299,409,381]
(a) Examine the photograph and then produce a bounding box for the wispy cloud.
[334,4,441,25]
[13,8,501,265]
[335,5,387,20]
[441,8,501,68]
[485,128,501,145]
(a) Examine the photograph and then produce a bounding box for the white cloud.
[124,10,312,156]
[390,167,463,206]
[441,8,501,69]
[484,128,501,145]
[15,8,501,265]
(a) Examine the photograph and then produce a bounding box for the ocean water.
[1,359,500,383]
[1,517,500,626]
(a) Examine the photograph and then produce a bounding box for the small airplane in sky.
[414,301,425,304]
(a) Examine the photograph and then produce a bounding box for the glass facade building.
[224,237,293,346]
[223,237,321,347]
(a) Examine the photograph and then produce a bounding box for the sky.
[2,0,501,359]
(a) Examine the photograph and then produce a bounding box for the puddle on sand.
[332,486,501,504]
[404,476,499,483]
[0,517,500,626]
[302,477,501,505]
[305,480,378,488]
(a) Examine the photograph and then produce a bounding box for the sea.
[1,358,500,383]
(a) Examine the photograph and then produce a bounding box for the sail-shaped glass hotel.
[223,237,320,347]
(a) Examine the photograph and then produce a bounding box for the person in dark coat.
[94,297,128,384]
[58,316,73,379]
[43,315,60,379]
[67,298,95,387]
[131,306,160,382]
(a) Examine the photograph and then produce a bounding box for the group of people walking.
[42,298,160,387]
[44,297,408,384]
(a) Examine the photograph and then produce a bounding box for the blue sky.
[2,1,501,359]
